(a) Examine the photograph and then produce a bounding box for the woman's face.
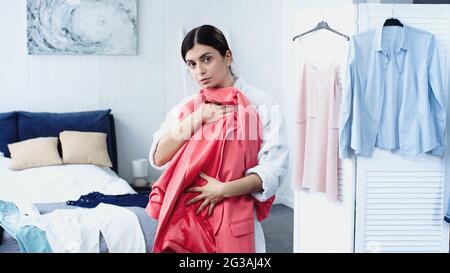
[185,44,232,89]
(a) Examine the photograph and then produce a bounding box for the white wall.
[0,0,166,186]
[0,0,292,205]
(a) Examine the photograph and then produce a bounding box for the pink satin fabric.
[146,87,274,253]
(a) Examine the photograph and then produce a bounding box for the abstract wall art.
[27,0,137,55]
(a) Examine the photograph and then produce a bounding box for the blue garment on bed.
[0,200,52,253]
[66,192,149,208]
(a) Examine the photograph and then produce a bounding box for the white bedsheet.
[0,157,147,253]
[0,157,135,204]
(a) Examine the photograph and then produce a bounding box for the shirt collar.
[233,75,246,92]
[373,22,408,73]
[373,22,408,53]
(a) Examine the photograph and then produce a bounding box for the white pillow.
[59,131,112,167]
[8,137,63,170]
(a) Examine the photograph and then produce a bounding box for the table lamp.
[132,159,149,187]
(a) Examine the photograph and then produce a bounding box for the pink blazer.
[146,87,274,253]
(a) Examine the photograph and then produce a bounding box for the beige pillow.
[8,137,63,170]
[60,131,112,167]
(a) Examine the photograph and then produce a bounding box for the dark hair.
[181,25,234,76]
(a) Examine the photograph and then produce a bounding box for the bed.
[0,110,157,253]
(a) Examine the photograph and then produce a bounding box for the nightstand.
[132,185,152,195]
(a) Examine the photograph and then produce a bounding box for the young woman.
[146,25,289,253]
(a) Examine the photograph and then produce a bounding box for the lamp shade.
[132,159,148,178]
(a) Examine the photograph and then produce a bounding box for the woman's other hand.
[185,172,225,217]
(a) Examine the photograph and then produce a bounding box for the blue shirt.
[339,23,446,158]
[0,200,52,253]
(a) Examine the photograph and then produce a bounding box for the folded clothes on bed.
[66,192,149,208]
[0,200,52,253]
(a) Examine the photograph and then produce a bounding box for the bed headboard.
[0,109,118,174]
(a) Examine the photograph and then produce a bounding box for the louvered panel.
[366,204,442,210]
[365,225,442,231]
[366,198,443,203]
[376,248,442,253]
[338,166,351,201]
[367,188,442,193]
[366,193,442,199]
[366,211,441,216]
[366,220,441,225]
[366,237,441,243]
[366,230,442,236]
[356,4,450,253]
[366,171,442,177]
[365,209,441,214]
[366,183,443,188]
[357,159,447,254]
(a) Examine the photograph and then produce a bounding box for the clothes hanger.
[383,0,403,27]
[292,20,350,41]
[383,18,403,27]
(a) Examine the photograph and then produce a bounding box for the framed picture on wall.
[27,0,138,55]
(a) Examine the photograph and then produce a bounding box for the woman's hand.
[185,172,225,217]
[194,103,234,125]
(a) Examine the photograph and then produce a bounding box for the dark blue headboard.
[0,110,118,174]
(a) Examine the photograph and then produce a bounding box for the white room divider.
[293,3,450,253]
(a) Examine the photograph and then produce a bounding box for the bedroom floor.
[261,204,293,253]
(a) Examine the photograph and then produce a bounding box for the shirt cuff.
[429,144,445,157]
[148,136,170,171]
[246,165,279,202]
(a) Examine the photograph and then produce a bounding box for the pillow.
[17,110,115,167]
[60,131,112,167]
[17,110,111,140]
[8,137,63,170]
[0,112,18,158]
